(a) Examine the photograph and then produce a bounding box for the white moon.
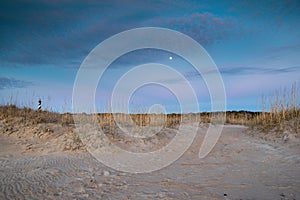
[169,56,173,60]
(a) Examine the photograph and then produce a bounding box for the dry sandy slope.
[0,125,300,200]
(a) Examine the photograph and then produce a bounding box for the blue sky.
[0,0,300,113]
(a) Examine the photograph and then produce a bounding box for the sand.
[0,124,300,199]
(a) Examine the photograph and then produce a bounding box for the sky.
[0,0,300,113]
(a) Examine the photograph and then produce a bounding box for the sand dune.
[1,123,299,199]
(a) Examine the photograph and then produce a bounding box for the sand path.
[0,125,299,199]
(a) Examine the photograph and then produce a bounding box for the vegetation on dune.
[0,105,74,126]
[1,82,299,144]
[0,105,83,151]
[248,82,300,140]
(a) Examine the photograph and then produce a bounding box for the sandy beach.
[1,123,299,200]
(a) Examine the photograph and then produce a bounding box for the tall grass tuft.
[251,81,300,134]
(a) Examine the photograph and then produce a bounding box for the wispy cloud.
[164,65,300,82]
[0,77,33,90]
[220,66,300,75]
[149,12,243,45]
